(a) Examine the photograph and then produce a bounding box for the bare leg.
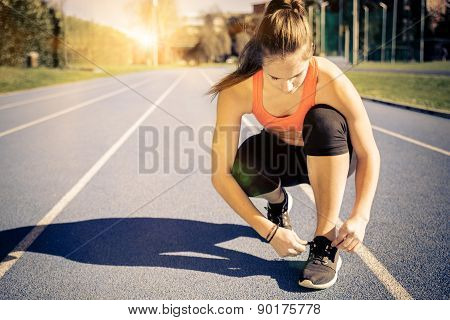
[306,152,350,241]
[256,180,284,203]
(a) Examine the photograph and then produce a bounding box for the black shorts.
[231,104,357,197]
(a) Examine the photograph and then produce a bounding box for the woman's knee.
[232,155,280,197]
[231,137,279,197]
[302,104,351,156]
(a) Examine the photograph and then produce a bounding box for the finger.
[287,248,299,257]
[292,242,306,253]
[293,232,308,245]
[348,241,361,252]
[340,238,356,251]
[331,231,347,247]
[337,236,354,250]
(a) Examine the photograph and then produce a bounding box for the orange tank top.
[252,56,318,145]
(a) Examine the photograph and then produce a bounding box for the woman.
[208,0,380,290]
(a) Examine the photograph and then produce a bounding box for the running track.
[0,67,448,299]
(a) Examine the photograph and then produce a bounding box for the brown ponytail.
[206,0,313,100]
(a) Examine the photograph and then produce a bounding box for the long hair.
[206,0,313,100]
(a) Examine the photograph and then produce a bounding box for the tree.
[63,16,135,66]
[0,0,55,67]
[235,31,251,56]
[197,13,232,62]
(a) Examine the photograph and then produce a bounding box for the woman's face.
[262,50,310,94]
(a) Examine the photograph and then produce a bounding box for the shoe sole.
[298,255,342,290]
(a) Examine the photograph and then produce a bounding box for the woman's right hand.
[269,227,308,257]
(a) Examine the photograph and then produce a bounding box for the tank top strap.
[311,56,319,99]
[301,56,318,108]
[252,69,263,117]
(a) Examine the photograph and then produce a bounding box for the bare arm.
[211,87,273,238]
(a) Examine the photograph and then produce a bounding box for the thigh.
[264,130,309,187]
[232,124,355,196]
[302,104,357,179]
[231,130,309,196]
[267,125,357,185]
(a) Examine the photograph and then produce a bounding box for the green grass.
[0,64,190,94]
[0,62,235,94]
[354,61,450,72]
[347,71,450,112]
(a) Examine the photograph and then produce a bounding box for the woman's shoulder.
[314,56,360,116]
[314,56,349,96]
[314,56,345,80]
[218,74,254,114]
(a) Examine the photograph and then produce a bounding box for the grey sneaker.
[266,189,293,230]
[298,235,342,289]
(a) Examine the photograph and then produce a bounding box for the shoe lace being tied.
[307,241,334,265]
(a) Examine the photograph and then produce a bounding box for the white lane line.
[0,77,152,139]
[372,125,450,156]
[0,71,187,279]
[298,184,413,300]
[0,81,116,111]
[201,69,413,300]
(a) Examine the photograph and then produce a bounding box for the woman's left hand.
[331,216,368,253]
